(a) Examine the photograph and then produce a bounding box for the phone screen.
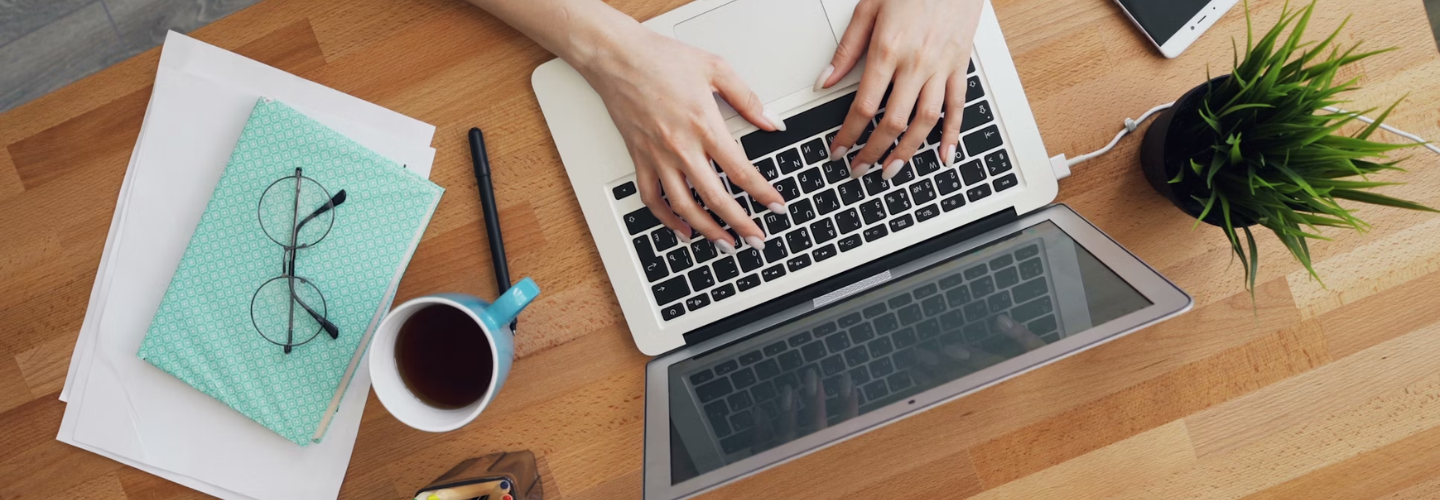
[1117,0,1210,45]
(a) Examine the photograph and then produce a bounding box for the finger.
[941,68,968,167]
[712,58,785,132]
[829,53,894,167]
[658,163,728,244]
[852,70,925,173]
[706,126,784,247]
[636,159,692,242]
[752,405,774,453]
[996,314,1048,351]
[943,344,1008,371]
[816,0,878,91]
[883,75,946,180]
[840,375,859,420]
[779,384,798,443]
[803,368,826,431]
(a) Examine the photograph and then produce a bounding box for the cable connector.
[1049,154,1071,180]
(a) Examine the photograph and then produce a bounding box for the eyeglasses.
[250,167,347,353]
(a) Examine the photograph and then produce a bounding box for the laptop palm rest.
[674,0,838,103]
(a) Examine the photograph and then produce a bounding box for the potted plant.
[1140,0,1436,292]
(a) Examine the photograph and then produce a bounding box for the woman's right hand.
[573,24,788,252]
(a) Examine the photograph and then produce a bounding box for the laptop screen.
[665,220,1152,483]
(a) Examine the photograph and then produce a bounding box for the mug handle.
[481,277,541,332]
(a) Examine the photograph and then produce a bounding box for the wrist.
[551,5,648,79]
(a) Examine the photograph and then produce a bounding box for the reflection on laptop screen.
[666,221,1151,483]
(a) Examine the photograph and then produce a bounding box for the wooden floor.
[3,0,1440,498]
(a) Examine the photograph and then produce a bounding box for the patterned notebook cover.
[138,99,443,446]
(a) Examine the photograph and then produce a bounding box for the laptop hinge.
[682,208,1021,348]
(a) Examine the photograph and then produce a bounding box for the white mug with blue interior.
[370,277,540,432]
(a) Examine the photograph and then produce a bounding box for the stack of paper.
[58,32,437,500]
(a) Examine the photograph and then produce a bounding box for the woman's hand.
[816,0,985,180]
[575,26,788,251]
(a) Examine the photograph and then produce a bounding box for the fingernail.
[745,236,766,250]
[675,229,691,244]
[881,159,904,181]
[804,370,819,397]
[780,386,794,411]
[767,202,786,214]
[945,345,972,361]
[813,64,834,92]
[943,144,957,167]
[763,109,787,132]
[840,375,854,396]
[850,162,869,178]
[829,145,848,162]
[715,239,736,254]
[997,315,1016,331]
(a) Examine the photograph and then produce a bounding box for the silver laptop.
[531,0,1192,497]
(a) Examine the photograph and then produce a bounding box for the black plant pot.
[1140,75,1255,228]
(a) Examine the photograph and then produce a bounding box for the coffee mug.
[370,277,540,432]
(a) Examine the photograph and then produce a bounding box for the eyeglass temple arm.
[291,293,340,339]
[295,190,347,235]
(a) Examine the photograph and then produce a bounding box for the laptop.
[531,0,1192,497]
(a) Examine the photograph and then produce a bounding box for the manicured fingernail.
[829,145,848,162]
[780,385,794,410]
[840,375,854,396]
[943,144,957,167]
[745,236,766,250]
[813,64,834,92]
[851,162,869,178]
[804,369,819,397]
[767,202,786,214]
[881,159,904,180]
[763,109,787,132]
[675,229,691,244]
[997,315,1016,330]
[715,239,736,254]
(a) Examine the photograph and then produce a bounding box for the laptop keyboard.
[683,239,1063,455]
[614,61,1019,321]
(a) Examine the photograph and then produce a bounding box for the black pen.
[468,128,516,332]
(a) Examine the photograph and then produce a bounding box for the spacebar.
[740,92,857,160]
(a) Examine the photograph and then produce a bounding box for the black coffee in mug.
[394,304,494,409]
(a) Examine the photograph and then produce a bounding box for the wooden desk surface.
[3,0,1439,498]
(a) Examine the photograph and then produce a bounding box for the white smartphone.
[1113,0,1239,58]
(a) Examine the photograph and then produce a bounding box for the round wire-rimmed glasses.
[250,167,347,353]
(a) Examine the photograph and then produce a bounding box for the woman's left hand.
[816,0,985,180]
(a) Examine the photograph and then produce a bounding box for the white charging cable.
[1049,102,1439,179]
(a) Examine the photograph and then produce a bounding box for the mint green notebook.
[138,99,443,446]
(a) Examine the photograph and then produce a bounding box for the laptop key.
[921,294,946,317]
[763,238,788,263]
[860,199,887,225]
[755,158,780,181]
[821,355,847,377]
[910,179,938,206]
[825,330,851,352]
[1013,296,1054,323]
[946,285,972,308]
[688,266,715,291]
[652,276,689,306]
[889,214,915,232]
[779,350,804,371]
[789,331,812,347]
[813,189,842,215]
[667,247,693,273]
[738,248,764,272]
[838,234,864,252]
[763,212,791,235]
[789,199,816,225]
[641,256,668,282]
[994,173,1018,192]
[963,301,989,324]
[893,347,918,368]
[940,194,966,212]
[761,264,786,281]
[661,303,685,321]
[967,184,993,202]
[712,256,740,282]
[959,159,986,186]
[750,380,777,401]
[719,430,751,454]
[898,304,923,325]
[962,101,994,133]
[966,75,984,101]
[692,240,718,264]
[844,346,870,366]
[763,341,787,357]
[894,327,918,348]
[940,273,965,289]
[728,391,753,413]
[850,323,876,343]
[696,377,733,403]
[787,255,812,272]
[691,369,715,386]
[1029,315,1059,336]
[863,380,889,401]
[633,235,655,258]
[995,267,1019,289]
[1012,277,1049,303]
[729,409,755,432]
[774,372,800,391]
[822,160,849,184]
[774,177,802,201]
[835,209,862,234]
[970,276,995,297]
[613,181,637,200]
[940,309,965,331]
[837,179,866,205]
[964,125,1004,157]
[798,167,826,193]
[883,189,912,215]
[1016,244,1040,260]
[990,254,1014,269]
[623,207,662,235]
[988,291,1012,313]
[777,148,804,174]
[935,169,963,195]
[917,318,941,338]
[801,340,827,362]
[813,243,838,262]
[737,273,762,291]
[887,371,913,391]
[1019,258,1044,280]
[731,367,758,390]
[711,283,736,302]
[685,293,710,311]
[810,219,838,245]
[869,357,894,377]
[652,227,679,251]
[985,150,1013,175]
[800,138,828,164]
[863,225,889,242]
[863,303,888,318]
[914,149,942,176]
[862,170,890,196]
[890,163,916,185]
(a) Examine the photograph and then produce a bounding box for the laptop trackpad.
[674,0,838,104]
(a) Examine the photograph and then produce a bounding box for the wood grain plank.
[0,354,35,414]
[0,144,21,202]
[116,465,215,500]
[46,471,129,500]
[968,420,1196,499]
[14,331,80,397]
[970,320,1329,487]
[7,86,150,191]
[1241,415,1440,500]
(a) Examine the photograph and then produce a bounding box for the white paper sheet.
[58,31,438,500]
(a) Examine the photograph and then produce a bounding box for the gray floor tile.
[0,0,98,47]
[104,0,263,53]
[0,1,127,113]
